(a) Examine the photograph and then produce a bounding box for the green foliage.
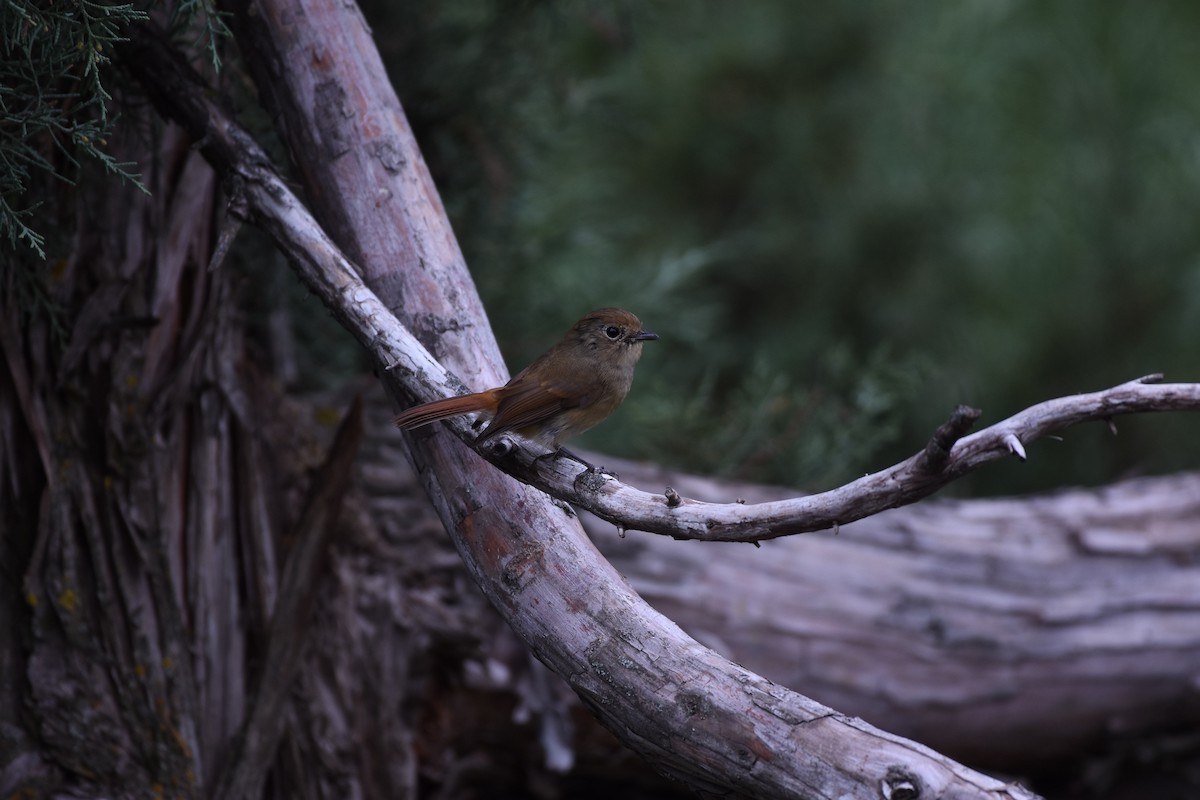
[0,1,228,258]
[169,0,229,73]
[368,0,1200,493]
[1,0,149,256]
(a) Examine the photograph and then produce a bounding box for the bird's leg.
[538,446,618,479]
[555,446,595,472]
[533,447,586,470]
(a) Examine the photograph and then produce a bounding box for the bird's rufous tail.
[393,391,499,430]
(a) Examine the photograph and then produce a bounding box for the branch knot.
[917,405,981,474]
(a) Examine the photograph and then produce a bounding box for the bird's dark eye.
[604,325,622,339]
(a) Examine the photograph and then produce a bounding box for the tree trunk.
[2,115,227,796]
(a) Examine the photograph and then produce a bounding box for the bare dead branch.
[917,403,982,472]
[492,374,1200,542]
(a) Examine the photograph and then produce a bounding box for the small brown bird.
[394,308,657,465]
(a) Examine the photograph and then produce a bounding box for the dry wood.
[213,397,364,800]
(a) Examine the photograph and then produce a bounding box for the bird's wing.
[476,374,591,442]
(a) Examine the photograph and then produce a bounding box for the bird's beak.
[628,330,658,343]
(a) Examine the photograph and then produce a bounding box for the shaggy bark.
[2,116,230,797]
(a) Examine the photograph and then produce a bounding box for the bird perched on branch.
[394,307,657,467]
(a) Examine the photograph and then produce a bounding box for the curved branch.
[493,374,1200,542]
[385,373,1200,542]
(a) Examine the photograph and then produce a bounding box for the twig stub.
[918,404,982,473]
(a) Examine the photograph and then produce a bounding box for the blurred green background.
[344,0,1200,495]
